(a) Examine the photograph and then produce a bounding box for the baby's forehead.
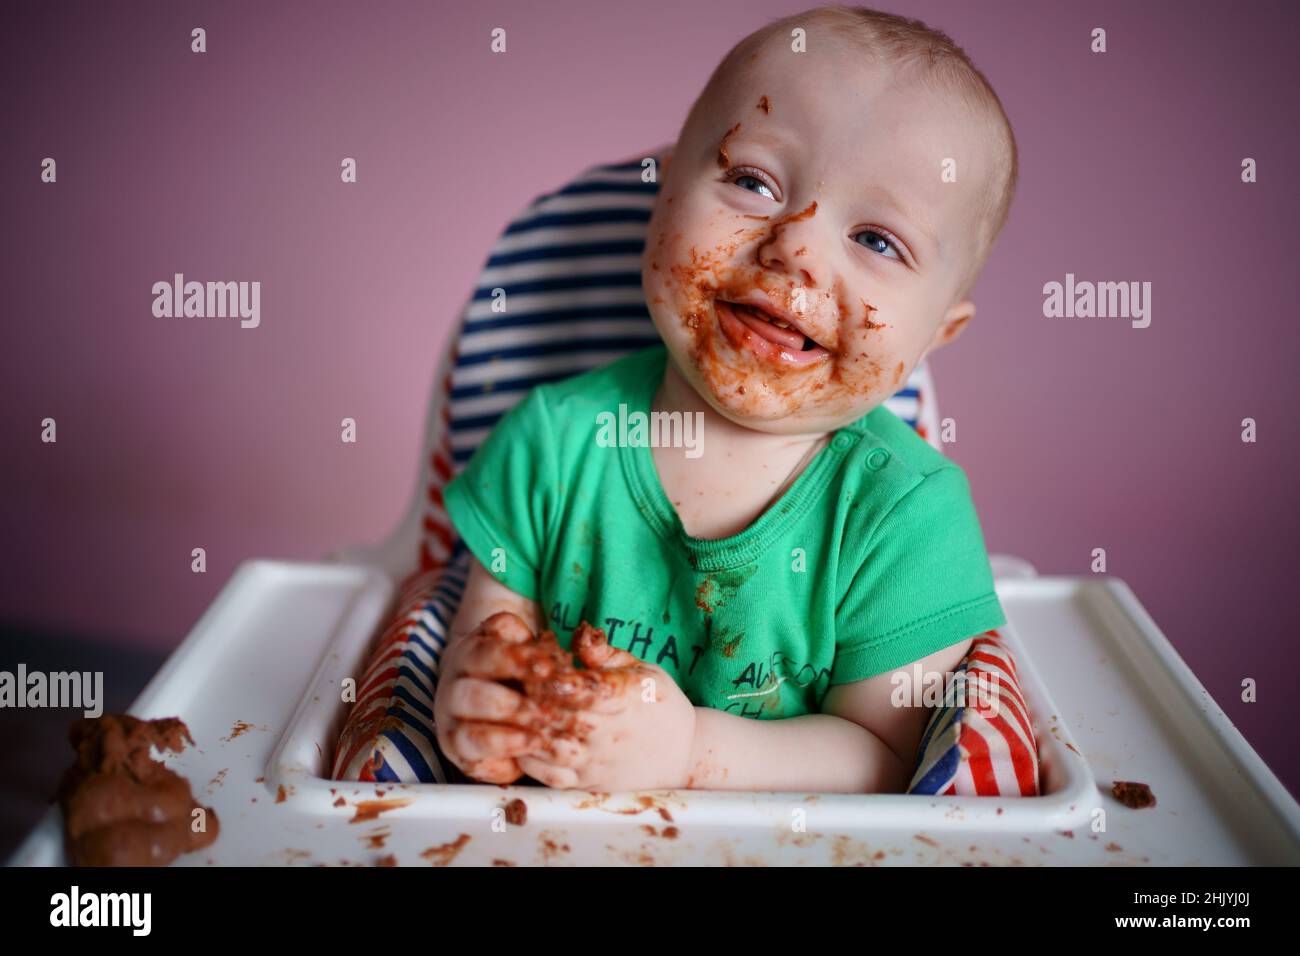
[711,32,962,118]
[704,50,991,181]
[715,25,896,88]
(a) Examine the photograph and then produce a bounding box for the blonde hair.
[690,5,1018,298]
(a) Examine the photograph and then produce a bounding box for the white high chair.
[11,148,1300,866]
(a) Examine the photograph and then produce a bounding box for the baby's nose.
[756,224,824,289]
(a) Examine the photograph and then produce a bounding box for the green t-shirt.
[443,345,1006,719]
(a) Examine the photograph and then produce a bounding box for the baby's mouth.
[715,299,830,367]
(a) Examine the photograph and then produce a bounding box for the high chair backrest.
[404,145,942,580]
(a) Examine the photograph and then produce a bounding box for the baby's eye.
[734,174,775,200]
[727,168,778,201]
[853,228,902,260]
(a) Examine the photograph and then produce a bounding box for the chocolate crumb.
[421,834,471,866]
[1111,780,1156,809]
[349,797,413,823]
[505,798,528,826]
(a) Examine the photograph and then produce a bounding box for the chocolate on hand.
[451,614,638,784]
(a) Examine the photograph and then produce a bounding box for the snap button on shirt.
[865,448,891,471]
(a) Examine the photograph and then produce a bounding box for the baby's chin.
[714,393,871,436]
[674,351,873,435]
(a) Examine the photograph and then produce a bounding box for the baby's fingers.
[530,668,641,715]
[450,721,540,762]
[475,611,534,644]
[532,735,587,769]
[459,635,561,682]
[572,621,640,670]
[516,755,580,790]
[444,677,544,725]
[464,757,523,785]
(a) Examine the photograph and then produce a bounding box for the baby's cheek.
[645,225,691,303]
[643,240,681,325]
[828,337,892,407]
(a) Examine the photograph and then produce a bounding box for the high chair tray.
[9,561,1300,866]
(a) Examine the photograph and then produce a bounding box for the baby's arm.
[449,552,545,640]
[685,636,974,793]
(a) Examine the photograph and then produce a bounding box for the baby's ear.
[921,300,976,361]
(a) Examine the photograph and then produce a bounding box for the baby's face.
[643,36,997,434]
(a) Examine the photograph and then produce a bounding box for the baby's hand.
[433,612,566,784]
[514,622,697,792]
[435,614,696,790]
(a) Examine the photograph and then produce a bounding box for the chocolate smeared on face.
[658,212,892,424]
[755,200,818,266]
[861,299,884,331]
[716,122,742,169]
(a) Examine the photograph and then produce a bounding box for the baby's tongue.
[729,302,806,350]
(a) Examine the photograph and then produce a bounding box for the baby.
[434,5,1017,794]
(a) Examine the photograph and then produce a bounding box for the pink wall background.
[3,1,1298,794]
